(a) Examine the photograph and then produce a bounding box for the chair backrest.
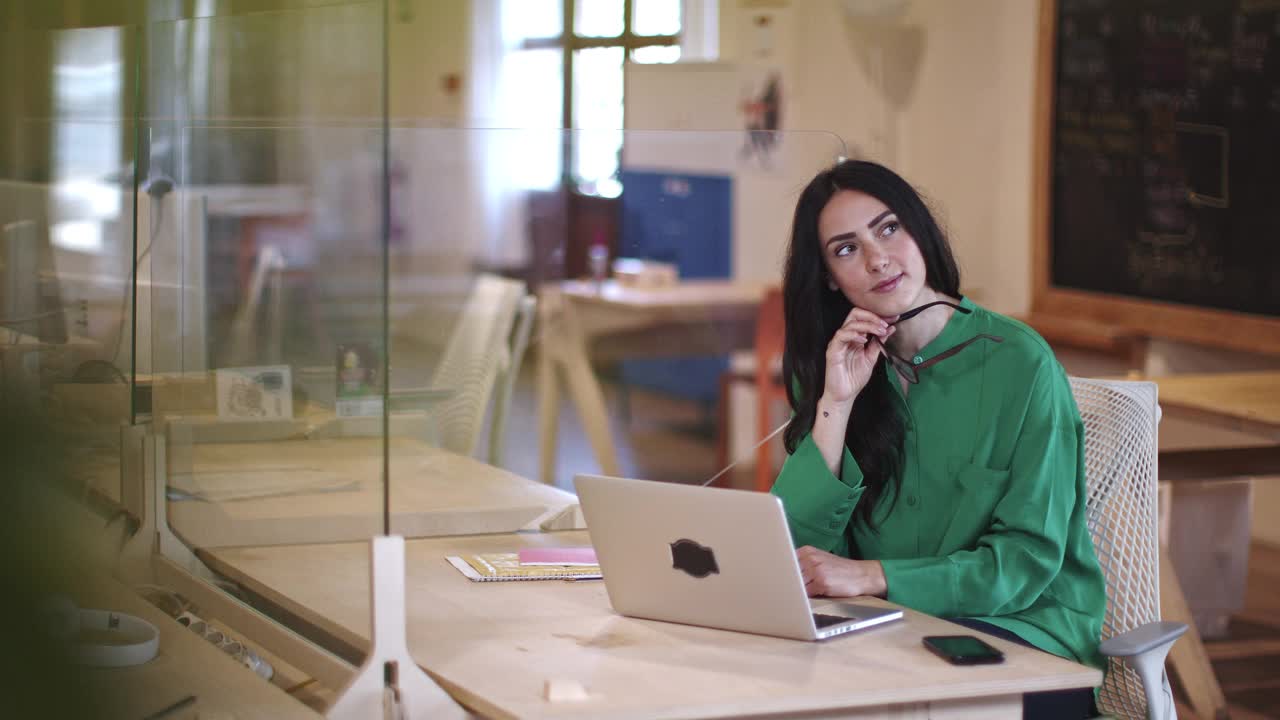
[1070,376,1162,720]
[428,274,528,458]
[487,292,536,467]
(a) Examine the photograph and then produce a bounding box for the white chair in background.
[317,274,534,467]
[486,292,536,468]
[411,273,533,463]
[1071,377,1186,720]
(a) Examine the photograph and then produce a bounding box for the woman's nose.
[865,249,889,273]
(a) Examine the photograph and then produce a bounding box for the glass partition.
[138,120,844,551]
[0,14,142,717]
[153,125,844,558]
[0,16,142,525]
[144,3,390,562]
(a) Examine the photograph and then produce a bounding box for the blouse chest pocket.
[941,458,1012,546]
[950,458,1011,494]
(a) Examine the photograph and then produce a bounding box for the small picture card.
[215,365,293,421]
[335,342,384,418]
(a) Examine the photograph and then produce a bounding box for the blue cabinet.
[618,170,732,405]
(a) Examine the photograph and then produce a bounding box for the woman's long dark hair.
[781,160,961,531]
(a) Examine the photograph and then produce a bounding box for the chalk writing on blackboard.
[1050,0,1280,317]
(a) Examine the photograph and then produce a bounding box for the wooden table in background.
[536,280,768,485]
[203,530,1100,719]
[1153,370,1280,482]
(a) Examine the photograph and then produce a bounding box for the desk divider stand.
[326,535,469,720]
[115,424,357,696]
[115,425,218,587]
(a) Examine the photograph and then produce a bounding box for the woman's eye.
[879,221,899,238]
[835,243,856,257]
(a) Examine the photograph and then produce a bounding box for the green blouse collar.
[915,294,978,364]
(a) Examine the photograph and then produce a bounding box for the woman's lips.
[872,273,903,293]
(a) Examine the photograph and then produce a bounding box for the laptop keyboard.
[813,612,851,628]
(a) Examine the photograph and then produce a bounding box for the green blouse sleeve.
[770,433,867,555]
[879,361,1084,618]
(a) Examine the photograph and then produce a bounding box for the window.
[50,27,124,252]
[522,0,683,197]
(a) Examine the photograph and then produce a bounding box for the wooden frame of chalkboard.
[1032,0,1280,356]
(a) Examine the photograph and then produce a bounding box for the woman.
[771,160,1106,719]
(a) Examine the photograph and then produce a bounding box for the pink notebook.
[517,547,598,566]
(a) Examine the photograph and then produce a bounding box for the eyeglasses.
[873,300,1004,384]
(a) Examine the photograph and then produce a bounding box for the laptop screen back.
[574,474,821,640]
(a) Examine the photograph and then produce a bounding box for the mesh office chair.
[1071,377,1186,720]
[486,292,536,467]
[425,273,531,460]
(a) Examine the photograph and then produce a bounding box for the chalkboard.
[1037,0,1280,351]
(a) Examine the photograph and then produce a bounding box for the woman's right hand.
[823,307,894,406]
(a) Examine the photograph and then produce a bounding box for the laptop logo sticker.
[670,539,719,578]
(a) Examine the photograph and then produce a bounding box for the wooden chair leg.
[754,383,774,493]
[714,372,731,482]
[1161,547,1229,720]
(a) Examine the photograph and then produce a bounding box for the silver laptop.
[574,474,903,641]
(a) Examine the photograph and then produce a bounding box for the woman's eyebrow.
[825,210,895,247]
[826,231,858,247]
[866,209,893,228]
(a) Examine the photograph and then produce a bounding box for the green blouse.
[771,296,1106,669]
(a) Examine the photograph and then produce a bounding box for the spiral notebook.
[446,553,603,582]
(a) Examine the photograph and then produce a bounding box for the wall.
[723,0,1039,314]
[389,0,468,121]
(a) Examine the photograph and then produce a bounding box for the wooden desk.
[537,280,768,484]
[1151,371,1280,481]
[1153,370,1280,438]
[164,437,582,548]
[203,531,1100,719]
[74,575,318,719]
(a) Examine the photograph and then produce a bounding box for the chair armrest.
[1100,621,1187,658]
[1100,622,1187,720]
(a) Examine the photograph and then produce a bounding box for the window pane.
[502,49,563,188]
[633,0,681,36]
[50,27,123,253]
[506,0,563,40]
[572,47,624,196]
[574,0,624,38]
[631,45,681,64]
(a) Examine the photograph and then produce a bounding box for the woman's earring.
[827,278,838,292]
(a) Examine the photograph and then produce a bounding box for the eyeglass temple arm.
[915,334,1004,370]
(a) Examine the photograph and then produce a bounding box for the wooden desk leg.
[1160,548,1229,720]
[561,338,622,478]
[537,294,564,485]
[557,295,622,479]
[536,290,622,483]
[537,339,562,485]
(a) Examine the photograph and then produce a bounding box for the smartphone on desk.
[922,635,1005,665]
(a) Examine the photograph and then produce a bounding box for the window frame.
[521,0,680,184]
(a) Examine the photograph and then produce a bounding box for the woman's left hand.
[796,546,888,598]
